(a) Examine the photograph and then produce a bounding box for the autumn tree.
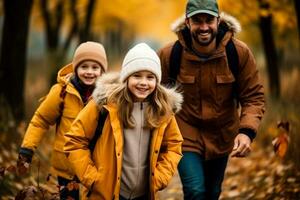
[39,0,98,83]
[258,0,280,98]
[219,0,299,99]
[0,0,33,127]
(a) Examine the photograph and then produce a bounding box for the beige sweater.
[120,102,151,199]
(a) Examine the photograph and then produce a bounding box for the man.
[158,0,265,199]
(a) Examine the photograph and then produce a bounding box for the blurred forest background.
[0,0,300,199]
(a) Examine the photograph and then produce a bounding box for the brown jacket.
[158,13,265,160]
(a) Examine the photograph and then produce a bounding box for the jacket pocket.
[178,73,199,105]
[50,150,74,176]
[178,74,195,84]
[216,73,235,105]
[152,168,168,192]
[216,74,235,84]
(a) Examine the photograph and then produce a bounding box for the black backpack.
[168,39,239,102]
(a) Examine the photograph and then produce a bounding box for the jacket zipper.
[129,102,144,198]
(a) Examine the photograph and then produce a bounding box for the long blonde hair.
[107,81,173,129]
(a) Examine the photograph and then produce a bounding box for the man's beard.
[191,29,218,46]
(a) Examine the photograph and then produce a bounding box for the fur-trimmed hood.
[171,12,241,34]
[170,12,241,49]
[92,72,183,113]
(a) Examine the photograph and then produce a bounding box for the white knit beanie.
[120,43,161,82]
[72,41,108,72]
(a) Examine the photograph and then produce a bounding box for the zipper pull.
[140,102,143,110]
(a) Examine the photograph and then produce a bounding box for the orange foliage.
[272,121,290,158]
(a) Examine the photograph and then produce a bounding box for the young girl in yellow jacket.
[64,43,183,200]
[18,41,108,199]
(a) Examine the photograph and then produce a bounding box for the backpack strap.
[225,39,239,104]
[56,84,67,127]
[168,40,183,86]
[88,107,109,152]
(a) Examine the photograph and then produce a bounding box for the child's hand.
[17,154,31,175]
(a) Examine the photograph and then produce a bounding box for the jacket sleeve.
[153,116,183,190]
[64,99,99,189]
[235,40,265,139]
[21,84,63,151]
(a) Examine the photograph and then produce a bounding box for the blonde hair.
[107,82,173,129]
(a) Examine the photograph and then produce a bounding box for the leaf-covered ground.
[158,143,300,200]
[1,135,300,199]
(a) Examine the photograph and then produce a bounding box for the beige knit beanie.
[120,43,161,83]
[72,41,108,72]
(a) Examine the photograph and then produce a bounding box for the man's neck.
[192,38,217,56]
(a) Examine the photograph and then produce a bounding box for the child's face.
[76,60,102,86]
[127,70,157,102]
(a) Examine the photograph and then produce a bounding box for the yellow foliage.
[93,0,186,43]
[26,0,299,47]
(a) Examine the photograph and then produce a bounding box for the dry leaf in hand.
[17,154,31,175]
[17,162,30,175]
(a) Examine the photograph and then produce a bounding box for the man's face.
[186,13,219,46]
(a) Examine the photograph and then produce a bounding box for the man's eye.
[206,17,215,23]
[191,19,200,24]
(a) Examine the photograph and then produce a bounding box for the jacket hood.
[57,63,73,84]
[171,12,241,35]
[92,72,183,113]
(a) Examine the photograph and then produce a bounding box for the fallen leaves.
[272,121,290,158]
[159,144,300,200]
[221,147,300,200]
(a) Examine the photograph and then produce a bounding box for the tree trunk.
[258,0,280,99]
[40,0,64,50]
[0,0,33,123]
[294,0,300,42]
[80,0,97,42]
[63,0,79,51]
[40,0,65,85]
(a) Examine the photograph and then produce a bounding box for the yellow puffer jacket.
[64,73,184,200]
[21,64,84,179]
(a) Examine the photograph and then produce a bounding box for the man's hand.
[231,133,252,157]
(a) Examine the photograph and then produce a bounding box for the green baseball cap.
[186,0,219,18]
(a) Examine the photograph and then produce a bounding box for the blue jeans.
[178,152,228,200]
